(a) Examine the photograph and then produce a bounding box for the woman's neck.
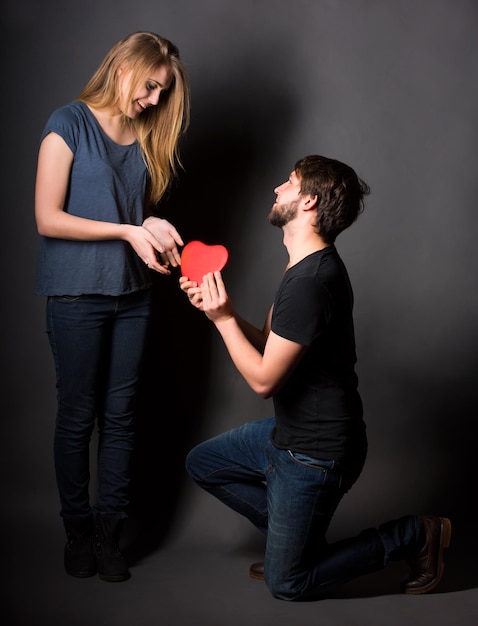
[86,105,136,145]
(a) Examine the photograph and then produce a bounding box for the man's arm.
[197,272,306,398]
[235,306,272,354]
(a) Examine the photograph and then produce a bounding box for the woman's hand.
[122,224,172,274]
[143,216,184,268]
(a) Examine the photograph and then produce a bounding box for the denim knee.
[266,574,308,602]
[184,444,203,482]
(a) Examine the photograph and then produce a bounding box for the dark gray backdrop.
[2,1,477,624]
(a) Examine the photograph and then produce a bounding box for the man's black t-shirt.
[271,245,367,466]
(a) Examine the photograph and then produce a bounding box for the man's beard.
[267,198,300,228]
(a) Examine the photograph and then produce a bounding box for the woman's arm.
[34,132,171,272]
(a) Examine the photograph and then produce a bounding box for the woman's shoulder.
[41,101,92,148]
[45,100,88,126]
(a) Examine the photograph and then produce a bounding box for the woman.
[34,31,190,582]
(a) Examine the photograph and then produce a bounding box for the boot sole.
[98,572,131,582]
[66,569,97,578]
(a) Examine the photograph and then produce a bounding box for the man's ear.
[303,194,318,210]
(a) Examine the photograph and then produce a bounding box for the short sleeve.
[40,104,81,154]
[271,275,332,346]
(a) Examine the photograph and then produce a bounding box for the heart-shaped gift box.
[180,240,229,284]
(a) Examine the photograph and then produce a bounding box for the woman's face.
[119,64,172,118]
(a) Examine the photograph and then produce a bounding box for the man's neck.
[283,228,329,268]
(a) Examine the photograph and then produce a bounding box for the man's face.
[267,170,302,228]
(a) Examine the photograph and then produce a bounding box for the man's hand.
[179,271,234,323]
[198,271,234,323]
[179,275,204,310]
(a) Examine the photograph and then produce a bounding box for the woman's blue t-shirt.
[34,100,151,296]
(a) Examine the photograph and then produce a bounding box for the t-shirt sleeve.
[271,275,332,346]
[40,104,80,154]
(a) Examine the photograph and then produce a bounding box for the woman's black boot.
[63,516,97,577]
[93,515,130,582]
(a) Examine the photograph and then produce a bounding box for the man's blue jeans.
[46,290,152,520]
[186,417,421,601]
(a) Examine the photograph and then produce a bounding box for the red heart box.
[180,240,229,284]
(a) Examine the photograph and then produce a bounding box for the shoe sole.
[66,569,97,578]
[98,573,131,582]
[403,516,452,595]
[249,570,265,581]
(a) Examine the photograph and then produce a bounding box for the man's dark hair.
[295,155,370,244]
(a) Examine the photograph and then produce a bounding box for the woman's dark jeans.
[46,290,152,520]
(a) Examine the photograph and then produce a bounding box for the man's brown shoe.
[402,515,452,595]
[249,562,265,581]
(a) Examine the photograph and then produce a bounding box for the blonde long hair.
[78,31,190,206]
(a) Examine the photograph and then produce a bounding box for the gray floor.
[4,491,477,626]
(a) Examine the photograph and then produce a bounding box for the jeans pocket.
[287,450,333,471]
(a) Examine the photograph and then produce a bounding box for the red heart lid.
[180,240,229,284]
